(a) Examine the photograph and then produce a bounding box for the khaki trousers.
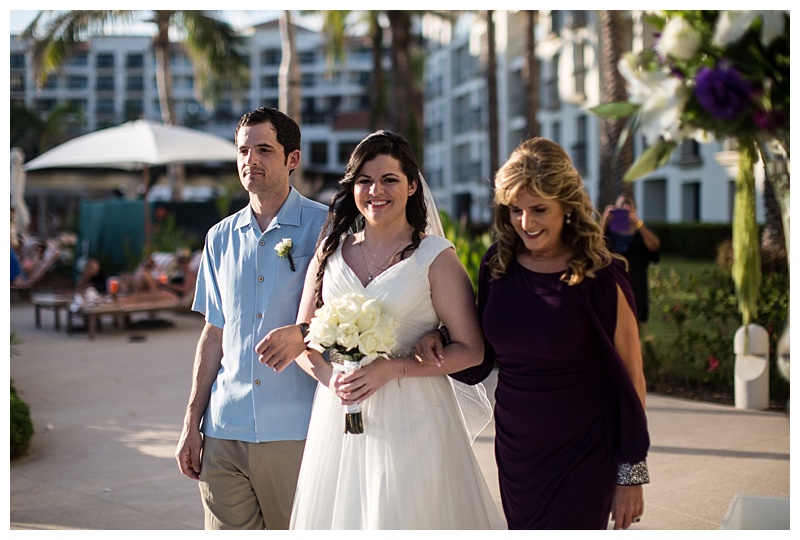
[199,436,305,530]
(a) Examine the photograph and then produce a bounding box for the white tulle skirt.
[290,375,506,530]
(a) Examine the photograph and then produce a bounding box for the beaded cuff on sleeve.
[617,460,650,485]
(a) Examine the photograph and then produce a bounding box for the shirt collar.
[233,187,304,232]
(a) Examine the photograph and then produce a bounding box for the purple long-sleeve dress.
[452,244,649,529]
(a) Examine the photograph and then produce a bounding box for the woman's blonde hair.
[490,137,620,284]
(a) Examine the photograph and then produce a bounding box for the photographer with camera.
[602,194,661,324]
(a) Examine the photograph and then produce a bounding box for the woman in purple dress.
[418,138,650,529]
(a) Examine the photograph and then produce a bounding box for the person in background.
[159,249,199,303]
[174,107,327,530]
[601,193,661,324]
[417,137,650,530]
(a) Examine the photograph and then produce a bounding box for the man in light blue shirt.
[175,107,327,530]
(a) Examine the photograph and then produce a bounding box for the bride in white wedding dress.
[288,131,505,530]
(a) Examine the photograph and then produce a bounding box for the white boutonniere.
[274,238,296,271]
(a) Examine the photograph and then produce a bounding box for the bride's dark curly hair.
[314,130,428,307]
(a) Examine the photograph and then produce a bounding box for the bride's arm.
[419,246,484,372]
[338,247,483,403]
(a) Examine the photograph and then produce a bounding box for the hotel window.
[67,75,88,90]
[126,75,144,92]
[261,48,281,66]
[11,74,25,92]
[310,142,328,166]
[299,51,315,64]
[11,53,25,69]
[573,41,586,98]
[96,75,115,91]
[543,54,560,110]
[96,99,115,114]
[126,53,144,69]
[66,52,88,67]
[572,115,588,174]
[96,52,114,68]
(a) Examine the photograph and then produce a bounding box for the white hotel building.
[10,11,757,225]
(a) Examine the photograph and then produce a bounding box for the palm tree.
[522,11,540,138]
[385,12,417,150]
[10,102,85,158]
[317,10,387,132]
[367,12,388,131]
[597,10,634,208]
[22,10,248,200]
[278,10,310,195]
[484,10,500,190]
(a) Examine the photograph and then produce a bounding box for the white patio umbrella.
[23,119,236,171]
[23,119,237,252]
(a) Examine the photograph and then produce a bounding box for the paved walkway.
[7,298,791,530]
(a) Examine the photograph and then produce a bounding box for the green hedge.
[11,381,34,460]
[647,223,733,260]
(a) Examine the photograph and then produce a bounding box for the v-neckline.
[341,235,423,289]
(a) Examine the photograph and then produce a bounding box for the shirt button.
[258,276,264,282]
[257,313,262,319]
[259,241,265,246]
[255,379,261,386]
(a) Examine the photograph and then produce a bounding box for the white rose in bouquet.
[356,298,381,332]
[336,322,361,351]
[307,304,339,352]
[331,294,362,325]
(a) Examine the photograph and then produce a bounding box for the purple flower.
[694,63,753,121]
[753,109,785,133]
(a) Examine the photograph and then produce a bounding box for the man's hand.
[255,324,307,372]
[175,425,203,480]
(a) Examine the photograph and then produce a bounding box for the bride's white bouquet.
[307,293,397,433]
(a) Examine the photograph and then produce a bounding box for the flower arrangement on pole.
[591,10,789,330]
[306,293,397,434]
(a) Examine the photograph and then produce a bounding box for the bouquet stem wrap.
[331,354,364,434]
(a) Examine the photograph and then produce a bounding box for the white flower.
[714,10,788,48]
[307,304,338,351]
[307,293,396,360]
[358,313,397,360]
[657,17,701,60]
[336,322,361,351]
[330,294,363,325]
[274,238,293,258]
[618,53,690,145]
[356,298,381,332]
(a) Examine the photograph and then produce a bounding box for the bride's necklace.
[358,233,408,283]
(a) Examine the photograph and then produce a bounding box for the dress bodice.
[323,234,454,354]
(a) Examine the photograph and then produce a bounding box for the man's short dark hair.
[235,107,301,160]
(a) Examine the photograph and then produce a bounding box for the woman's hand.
[332,358,400,404]
[414,330,444,367]
[611,484,644,530]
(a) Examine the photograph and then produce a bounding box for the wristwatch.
[298,322,310,338]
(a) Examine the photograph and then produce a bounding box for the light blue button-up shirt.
[192,188,328,442]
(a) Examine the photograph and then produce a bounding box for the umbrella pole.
[143,166,152,255]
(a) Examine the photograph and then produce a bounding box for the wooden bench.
[68,292,188,340]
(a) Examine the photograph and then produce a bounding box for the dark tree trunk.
[598,11,633,208]
[522,10,540,138]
